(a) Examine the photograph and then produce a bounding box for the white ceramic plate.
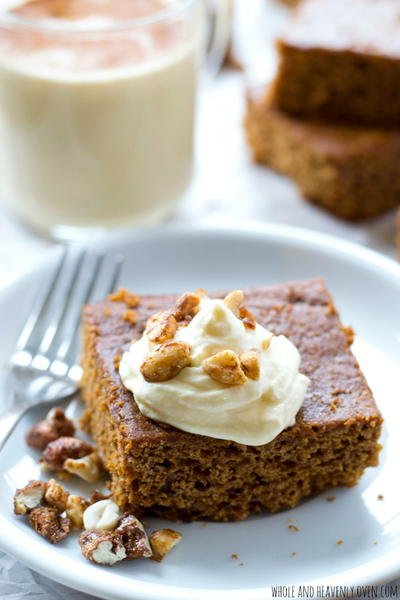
[0,223,399,600]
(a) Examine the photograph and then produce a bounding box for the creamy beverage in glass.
[0,0,199,237]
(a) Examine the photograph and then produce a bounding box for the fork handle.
[0,406,27,452]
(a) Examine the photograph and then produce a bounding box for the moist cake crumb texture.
[80,280,382,522]
[245,90,400,221]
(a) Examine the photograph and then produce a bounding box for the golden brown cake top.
[82,279,381,446]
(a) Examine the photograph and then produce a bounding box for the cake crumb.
[336,540,344,545]
[326,496,336,502]
[288,525,299,532]
[377,494,384,500]
[200,523,208,528]
[291,552,296,557]
[113,355,121,370]
[373,541,378,545]
[103,306,111,317]
[109,288,141,308]
[122,309,138,324]
[239,562,244,566]
[231,553,238,559]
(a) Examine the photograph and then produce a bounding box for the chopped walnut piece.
[223,290,244,317]
[42,437,93,470]
[122,309,138,324]
[44,478,69,512]
[146,311,177,344]
[116,513,152,559]
[240,351,260,381]
[141,341,191,383]
[83,499,120,531]
[108,288,140,308]
[28,507,70,544]
[150,529,182,562]
[239,305,257,329]
[79,530,126,565]
[202,350,247,386]
[66,495,90,529]
[26,407,75,451]
[63,451,102,482]
[13,480,46,515]
[113,355,121,370]
[172,293,201,322]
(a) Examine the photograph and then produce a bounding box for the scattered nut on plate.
[116,513,152,559]
[42,436,93,471]
[150,528,183,562]
[63,451,102,483]
[26,407,75,450]
[79,530,127,566]
[13,480,47,515]
[66,495,91,530]
[28,507,71,544]
[83,499,121,531]
[44,478,69,512]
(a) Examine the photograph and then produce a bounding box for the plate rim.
[0,221,399,600]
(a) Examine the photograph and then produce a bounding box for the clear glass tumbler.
[0,0,205,239]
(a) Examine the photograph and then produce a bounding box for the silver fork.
[0,246,123,452]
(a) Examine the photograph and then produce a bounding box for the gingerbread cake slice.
[270,0,400,126]
[81,280,382,522]
[245,89,400,220]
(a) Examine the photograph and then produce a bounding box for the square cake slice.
[245,89,400,221]
[81,280,382,522]
[270,0,400,126]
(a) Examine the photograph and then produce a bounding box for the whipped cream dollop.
[119,293,309,446]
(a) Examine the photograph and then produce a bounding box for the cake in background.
[245,89,400,221]
[245,0,400,221]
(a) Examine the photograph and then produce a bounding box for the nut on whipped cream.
[119,290,309,446]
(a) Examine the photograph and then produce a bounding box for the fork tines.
[12,246,123,382]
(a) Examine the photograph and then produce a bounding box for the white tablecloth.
[0,1,398,597]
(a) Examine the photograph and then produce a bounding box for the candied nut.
[116,513,152,559]
[239,305,256,330]
[28,507,70,544]
[26,421,59,451]
[26,408,75,451]
[79,530,126,565]
[202,350,247,386]
[42,437,93,470]
[83,499,120,531]
[108,288,140,308]
[172,292,201,322]
[146,311,177,344]
[140,341,191,383]
[122,309,137,324]
[150,529,182,562]
[44,478,69,512]
[46,407,75,437]
[90,490,112,504]
[66,495,90,529]
[223,290,244,317]
[240,351,260,381]
[13,480,46,515]
[63,451,102,482]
